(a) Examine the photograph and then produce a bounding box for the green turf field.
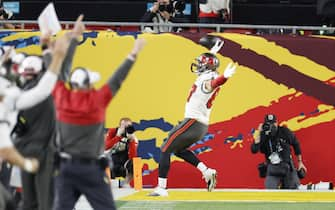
[116,201,335,210]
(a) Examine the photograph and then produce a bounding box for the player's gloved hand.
[210,39,224,54]
[223,62,237,78]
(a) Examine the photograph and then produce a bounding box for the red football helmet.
[190,52,220,74]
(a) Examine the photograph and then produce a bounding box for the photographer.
[104,118,138,185]
[0,4,15,29]
[141,0,186,33]
[251,114,307,189]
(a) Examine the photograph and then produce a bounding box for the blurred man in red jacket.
[105,117,138,185]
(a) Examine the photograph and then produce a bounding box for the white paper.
[38,2,62,35]
[9,166,22,187]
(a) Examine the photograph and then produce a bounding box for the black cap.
[264,114,277,123]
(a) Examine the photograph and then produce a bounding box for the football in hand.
[199,35,221,49]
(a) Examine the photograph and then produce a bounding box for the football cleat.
[203,168,217,192]
[148,187,168,197]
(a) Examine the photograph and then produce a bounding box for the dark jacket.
[251,126,302,164]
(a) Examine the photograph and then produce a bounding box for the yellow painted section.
[121,190,335,202]
[312,35,335,41]
[212,65,295,122]
[135,128,167,148]
[217,33,335,82]
[282,105,335,131]
[142,159,158,171]
[66,32,297,127]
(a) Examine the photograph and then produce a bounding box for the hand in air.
[223,62,238,78]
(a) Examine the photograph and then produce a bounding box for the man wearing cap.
[51,32,145,209]
[251,114,307,189]
[10,17,85,210]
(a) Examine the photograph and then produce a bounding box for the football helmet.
[190,52,220,75]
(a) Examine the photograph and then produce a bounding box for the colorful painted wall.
[1,30,334,188]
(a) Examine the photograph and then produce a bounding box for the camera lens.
[174,0,186,12]
[158,4,166,12]
[126,125,135,134]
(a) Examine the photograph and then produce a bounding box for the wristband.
[128,53,137,61]
[41,43,48,51]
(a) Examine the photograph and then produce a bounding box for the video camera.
[122,125,135,138]
[0,8,13,20]
[125,125,135,135]
[158,0,185,14]
[262,114,277,136]
[172,0,186,13]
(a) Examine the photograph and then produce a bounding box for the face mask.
[159,3,173,13]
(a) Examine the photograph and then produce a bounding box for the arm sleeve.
[251,142,260,153]
[128,138,138,159]
[286,128,302,155]
[59,39,79,81]
[210,75,227,89]
[15,71,58,110]
[105,128,122,150]
[42,50,52,69]
[141,11,156,22]
[107,58,134,96]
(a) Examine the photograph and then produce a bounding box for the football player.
[149,39,237,196]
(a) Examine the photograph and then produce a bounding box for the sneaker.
[203,168,217,192]
[148,187,168,196]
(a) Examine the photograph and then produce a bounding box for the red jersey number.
[187,84,220,109]
[187,84,197,102]
[206,87,220,108]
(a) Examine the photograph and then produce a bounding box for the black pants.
[159,118,208,178]
[21,148,55,210]
[53,160,116,210]
[0,183,15,210]
[265,163,300,189]
[0,161,12,190]
[111,150,132,179]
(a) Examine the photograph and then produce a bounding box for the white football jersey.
[184,71,220,125]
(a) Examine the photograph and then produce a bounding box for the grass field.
[116,201,335,210]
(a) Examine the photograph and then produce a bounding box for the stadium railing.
[0,20,335,35]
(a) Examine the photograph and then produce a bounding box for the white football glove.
[223,62,237,78]
[210,39,224,54]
